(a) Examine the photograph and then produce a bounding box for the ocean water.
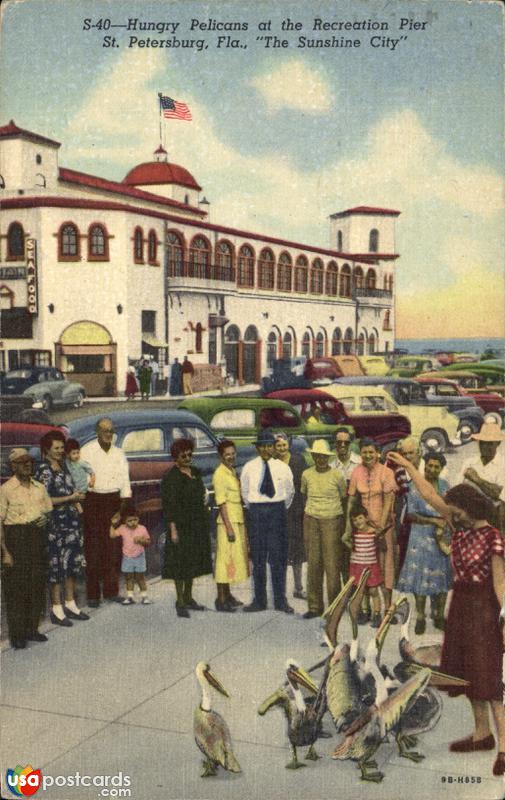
[395,337,504,358]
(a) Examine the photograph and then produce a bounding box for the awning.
[142,334,169,348]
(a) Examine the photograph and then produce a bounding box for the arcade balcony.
[353,287,393,304]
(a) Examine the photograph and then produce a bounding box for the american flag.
[160,95,192,121]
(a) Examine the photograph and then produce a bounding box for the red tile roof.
[58,168,206,216]
[123,161,201,191]
[0,120,60,148]
[330,206,401,218]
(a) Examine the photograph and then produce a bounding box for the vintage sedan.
[1,367,85,411]
[265,388,410,448]
[414,377,484,439]
[178,396,316,447]
[418,370,505,425]
[389,355,440,377]
[328,378,461,453]
[358,355,390,376]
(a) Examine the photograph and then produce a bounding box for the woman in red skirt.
[389,452,505,777]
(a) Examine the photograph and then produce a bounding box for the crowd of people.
[124,355,196,400]
[1,417,505,773]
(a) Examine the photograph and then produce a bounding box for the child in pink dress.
[347,506,384,628]
[110,508,152,604]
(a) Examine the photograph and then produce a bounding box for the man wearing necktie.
[240,429,295,612]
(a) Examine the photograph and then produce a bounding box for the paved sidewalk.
[1,571,503,800]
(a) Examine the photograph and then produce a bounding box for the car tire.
[421,429,447,453]
[41,394,52,411]
[458,420,476,442]
[74,391,85,408]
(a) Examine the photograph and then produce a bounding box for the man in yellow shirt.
[301,439,346,618]
[0,448,53,649]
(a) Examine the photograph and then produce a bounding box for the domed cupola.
[122,146,201,205]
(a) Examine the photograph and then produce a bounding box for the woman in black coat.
[161,438,212,617]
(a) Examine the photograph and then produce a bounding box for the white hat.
[306,439,334,456]
[471,422,505,442]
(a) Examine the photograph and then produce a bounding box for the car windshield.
[6,370,34,380]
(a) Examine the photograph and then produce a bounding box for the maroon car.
[265,388,411,448]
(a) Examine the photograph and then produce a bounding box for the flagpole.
[158,92,163,148]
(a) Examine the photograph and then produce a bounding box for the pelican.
[193,661,241,778]
[394,598,442,678]
[332,665,432,782]
[258,659,319,769]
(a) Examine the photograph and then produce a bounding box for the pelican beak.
[322,577,356,647]
[403,663,470,688]
[392,596,410,625]
[203,667,230,698]
[348,569,370,639]
[287,665,318,694]
[375,595,406,654]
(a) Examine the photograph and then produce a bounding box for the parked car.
[261,358,312,392]
[358,355,390,376]
[1,422,67,481]
[1,367,85,411]
[330,377,461,452]
[414,377,484,440]
[67,410,256,575]
[418,370,505,424]
[389,356,440,377]
[304,354,364,381]
[0,392,51,424]
[265,388,411,449]
[178,396,315,447]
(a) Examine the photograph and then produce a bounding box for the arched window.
[366,268,376,290]
[148,229,158,264]
[258,248,275,289]
[189,235,211,279]
[315,331,326,357]
[384,274,393,292]
[267,331,278,368]
[0,285,14,309]
[294,255,308,293]
[343,327,354,355]
[237,244,254,287]
[326,261,338,296]
[369,229,379,253]
[337,230,343,251]
[331,327,342,356]
[383,310,392,331]
[88,224,108,260]
[277,252,292,292]
[282,331,292,359]
[133,227,144,263]
[35,173,46,187]
[167,230,184,276]
[216,240,234,281]
[369,333,376,354]
[357,332,366,356]
[353,266,364,290]
[7,222,25,259]
[310,259,324,294]
[301,331,312,358]
[36,154,42,165]
[339,264,351,298]
[59,222,80,260]
[195,322,203,353]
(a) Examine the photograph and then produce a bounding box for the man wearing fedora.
[0,448,53,649]
[459,421,505,537]
[301,439,347,619]
[240,429,295,612]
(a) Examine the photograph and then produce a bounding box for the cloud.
[249,59,333,114]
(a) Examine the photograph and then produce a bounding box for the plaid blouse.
[451,525,504,583]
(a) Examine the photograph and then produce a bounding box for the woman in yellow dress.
[213,439,250,612]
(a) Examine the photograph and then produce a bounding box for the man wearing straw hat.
[301,439,346,619]
[0,448,53,649]
[458,421,505,537]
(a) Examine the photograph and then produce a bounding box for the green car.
[178,396,350,449]
[389,356,440,378]
[441,361,504,388]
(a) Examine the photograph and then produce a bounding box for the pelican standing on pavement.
[193,661,241,778]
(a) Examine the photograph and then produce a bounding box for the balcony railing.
[167,261,236,282]
[353,287,393,300]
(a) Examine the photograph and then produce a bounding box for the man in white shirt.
[240,429,295,613]
[81,417,132,606]
[458,422,505,535]
[329,427,361,482]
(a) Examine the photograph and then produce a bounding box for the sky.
[1,0,503,339]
